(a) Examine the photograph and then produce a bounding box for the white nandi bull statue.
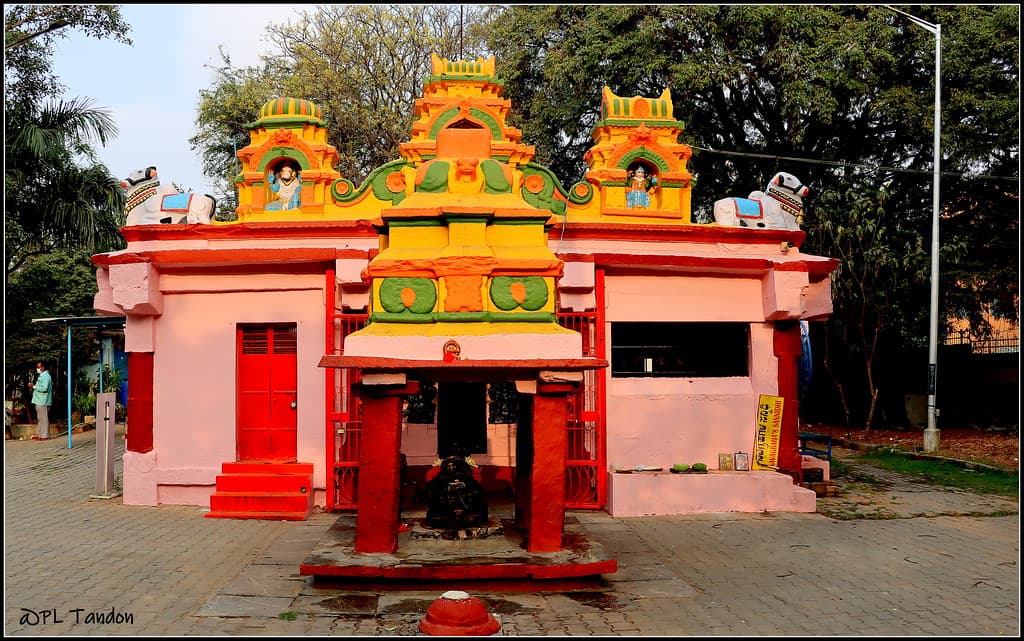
[121,166,216,225]
[713,171,809,231]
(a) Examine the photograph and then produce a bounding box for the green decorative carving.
[331,178,358,202]
[490,276,549,311]
[427,106,502,140]
[567,180,594,204]
[256,149,311,173]
[332,159,409,203]
[593,118,684,130]
[379,278,437,314]
[618,149,670,173]
[487,311,557,322]
[519,165,566,215]
[370,170,406,205]
[418,161,450,193]
[480,159,512,194]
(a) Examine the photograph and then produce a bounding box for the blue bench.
[798,431,832,460]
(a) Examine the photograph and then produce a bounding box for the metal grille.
[558,283,606,509]
[241,329,268,354]
[324,268,368,511]
[272,326,297,354]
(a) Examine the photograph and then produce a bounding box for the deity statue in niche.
[625,163,658,209]
[266,161,302,210]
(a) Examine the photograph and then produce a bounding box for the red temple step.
[206,461,314,520]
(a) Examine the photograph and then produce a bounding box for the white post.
[886,6,942,453]
[923,23,942,454]
[91,392,119,499]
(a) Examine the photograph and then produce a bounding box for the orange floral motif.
[524,174,546,194]
[400,287,417,308]
[509,281,527,304]
[385,171,406,193]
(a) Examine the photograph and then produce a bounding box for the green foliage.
[4,5,132,104]
[98,364,123,394]
[487,5,1018,428]
[857,448,1018,497]
[73,390,95,417]
[4,249,101,408]
[5,5,129,277]
[4,5,132,409]
[191,5,492,211]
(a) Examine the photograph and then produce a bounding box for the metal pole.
[66,326,73,449]
[885,6,941,453]
[923,23,942,454]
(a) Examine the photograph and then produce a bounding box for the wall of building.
[125,272,328,506]
[603,274,780,470]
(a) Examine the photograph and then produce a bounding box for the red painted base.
[418,591,501,636]
[299,513,617,583]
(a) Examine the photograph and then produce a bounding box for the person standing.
[28,362,53,440]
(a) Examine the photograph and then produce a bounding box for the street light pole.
[886,6,942,453]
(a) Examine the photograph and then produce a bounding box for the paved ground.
[4,428,1019,636]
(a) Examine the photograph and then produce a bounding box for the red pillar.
[352,381,417,554]
[773,321,803,482]
[126,352,153,453]
[525,382,574,553]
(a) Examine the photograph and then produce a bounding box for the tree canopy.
[8,4,1016,429]
[484,4,1018,427]
[191,4,493,207]
[4,4,133,404]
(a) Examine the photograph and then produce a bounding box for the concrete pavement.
[4,428,1019,636]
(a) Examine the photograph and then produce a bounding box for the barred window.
[611,322,749,378]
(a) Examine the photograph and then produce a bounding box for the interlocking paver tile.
[5,427,1020,636]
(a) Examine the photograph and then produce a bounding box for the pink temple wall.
[603,275,779,471]
[123,273,327,506]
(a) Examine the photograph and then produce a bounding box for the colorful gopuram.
[93,54,838,575]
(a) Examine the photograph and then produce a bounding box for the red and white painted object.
[418,590,501,636]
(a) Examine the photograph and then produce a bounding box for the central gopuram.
[318,56,608,562]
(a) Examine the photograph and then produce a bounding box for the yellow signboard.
[753,394,784,470]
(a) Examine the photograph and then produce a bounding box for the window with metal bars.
[611,322,749,378]
[240,325,297,355]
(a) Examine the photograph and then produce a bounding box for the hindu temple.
[92,54,838,582]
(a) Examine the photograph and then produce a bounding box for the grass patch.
[855,448,1018,498]
[278,611,299,621]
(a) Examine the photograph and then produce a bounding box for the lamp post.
[885,6,942,453]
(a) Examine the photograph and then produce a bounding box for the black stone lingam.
[424,454,488,531]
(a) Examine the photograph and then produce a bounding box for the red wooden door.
[237,325,298,461]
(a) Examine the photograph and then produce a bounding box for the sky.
[50,4,308,196]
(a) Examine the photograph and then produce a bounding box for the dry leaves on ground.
[803,423,1019,471]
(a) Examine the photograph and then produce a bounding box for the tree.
[4,248,103,415]
[4,5,134,405]
[5,97,126,276]
[191,4,493,209]
[184,5,1017,428]
[4,5,132,276]
[485,5,1019,428]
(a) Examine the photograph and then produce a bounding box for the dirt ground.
[803,422,1020,471]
